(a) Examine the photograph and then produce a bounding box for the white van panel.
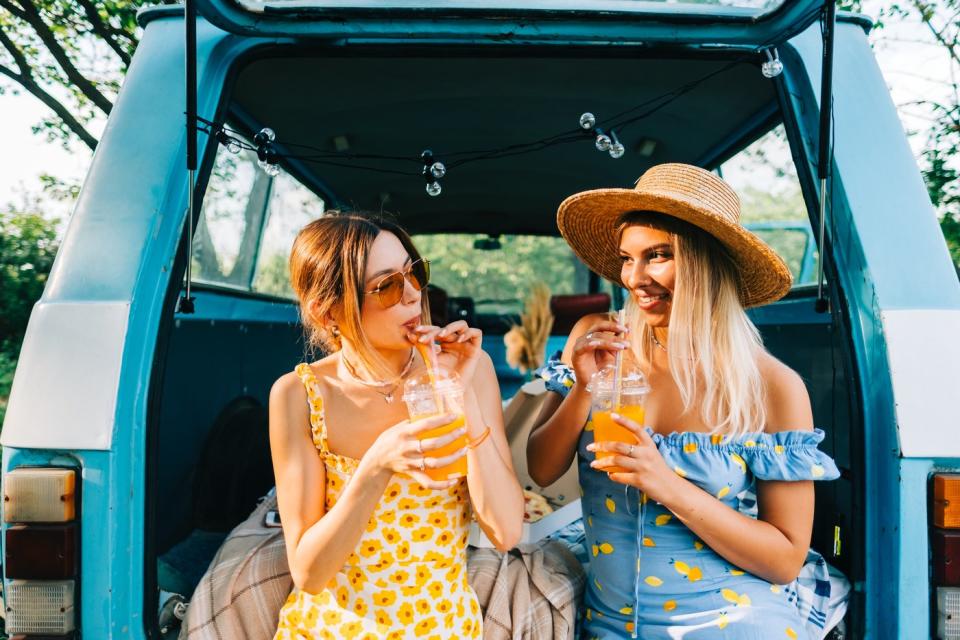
[882,309,960,458]
[2,302,129,450]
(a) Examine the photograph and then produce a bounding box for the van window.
[193,144,324,298]
[718,124,818,286]
[412,234,610,315]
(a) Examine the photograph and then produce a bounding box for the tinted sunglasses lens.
[376,272,405,307]
[409,260,430,290]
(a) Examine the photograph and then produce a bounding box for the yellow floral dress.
[273,364,483,640]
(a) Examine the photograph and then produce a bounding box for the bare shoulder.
[561,312,615,363]
[270,369,307,404]
[569,312,615,341]
[758,352,813,433]
[269,368,310,436]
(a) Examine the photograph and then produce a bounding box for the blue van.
[2,0,959,638]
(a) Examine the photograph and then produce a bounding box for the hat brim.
[557,188,793,308]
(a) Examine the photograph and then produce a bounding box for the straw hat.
[556,163,792,308]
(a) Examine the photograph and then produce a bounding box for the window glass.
[411,234,596,315]
[718,124,818,286]
[194,143,324,298]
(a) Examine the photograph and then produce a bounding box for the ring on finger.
[419,457,426,472]
[416,439,423,455]
[628,445,635,456]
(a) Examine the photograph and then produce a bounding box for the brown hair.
[289,211,431,378]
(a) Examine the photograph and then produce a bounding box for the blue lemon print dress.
[537,355,840,640]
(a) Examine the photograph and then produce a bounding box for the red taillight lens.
[5,524,78,580]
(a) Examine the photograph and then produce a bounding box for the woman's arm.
[269,373,466,592]
[590,362,816,584]
[526,313,626,486]
[463,352,524,551]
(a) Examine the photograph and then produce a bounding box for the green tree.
[0,209,61,424]
[865,0,960,271]
[0,0,174,149]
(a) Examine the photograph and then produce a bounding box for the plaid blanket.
[178,494,292,640]
[467,541,585,640]
[180,494,586,640]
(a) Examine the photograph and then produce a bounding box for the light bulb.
[430,162,446,179]
[258,159,280,177]
[579,112,596,130]
[426,181,442,197]
[595,134,612,152]
[761,59,783,78]
[259,127,276,143]
[227,140,241,154]
[609,142,625,159]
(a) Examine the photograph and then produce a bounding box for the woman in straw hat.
[527,164,841,639]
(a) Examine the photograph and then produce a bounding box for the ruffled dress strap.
[294,363,360,474]
[736,428,841,481]
[646,427,841,482]
[294,363,331,454]
[535,350,577,397]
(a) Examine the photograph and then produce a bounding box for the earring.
[330,325,341,338]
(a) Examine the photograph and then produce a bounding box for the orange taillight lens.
[934,474,960,529]
[3,467,76,523]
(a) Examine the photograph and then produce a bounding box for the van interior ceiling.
[148,50,862,637]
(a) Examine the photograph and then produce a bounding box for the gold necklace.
[340,350,415,403]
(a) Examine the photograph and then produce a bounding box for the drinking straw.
[613,308,626,411]
[415,340,446,414]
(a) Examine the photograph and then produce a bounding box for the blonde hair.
[618,212,766,438]
[288,211,431,379]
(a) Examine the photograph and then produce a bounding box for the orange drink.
[593,405,645,473]
[589,358,650,475]
[415,414,468,480]
[403,366,468,482]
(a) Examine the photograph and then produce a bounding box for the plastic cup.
[589,363,650,473]
[402,367,468,481]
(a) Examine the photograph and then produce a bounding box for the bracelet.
[466,426,491,449]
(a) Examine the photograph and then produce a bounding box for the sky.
[1,0,954,225]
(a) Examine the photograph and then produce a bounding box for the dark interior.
[231,52,776,233]
[149,47,861,637]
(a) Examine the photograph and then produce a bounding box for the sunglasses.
[364,258,431,308]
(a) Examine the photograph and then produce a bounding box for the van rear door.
[196,0,828,45]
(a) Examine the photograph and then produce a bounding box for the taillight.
[3,467,79,638]
[933,473,960,640]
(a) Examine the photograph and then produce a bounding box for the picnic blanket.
[468,541,586,640]
[179,492,586,640]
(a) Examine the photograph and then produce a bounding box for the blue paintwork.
[780,21,960,638]
[193,0,828,46]
[2,5,958,639]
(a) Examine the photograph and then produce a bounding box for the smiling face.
[358,230,425,350]
[619,224,676,328]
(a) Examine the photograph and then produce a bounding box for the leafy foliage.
[0,0,174,149]
[0,209,61,424]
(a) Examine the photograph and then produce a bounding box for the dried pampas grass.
[504,283,554,374]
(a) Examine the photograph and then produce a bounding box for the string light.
[608,131,625,159]
[594,128,612,152]
[194,50,768,194]
[254,127,280,176]
[761,48,783,78]
[421,150,445,197]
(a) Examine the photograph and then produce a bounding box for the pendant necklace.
[341,350,415,403]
